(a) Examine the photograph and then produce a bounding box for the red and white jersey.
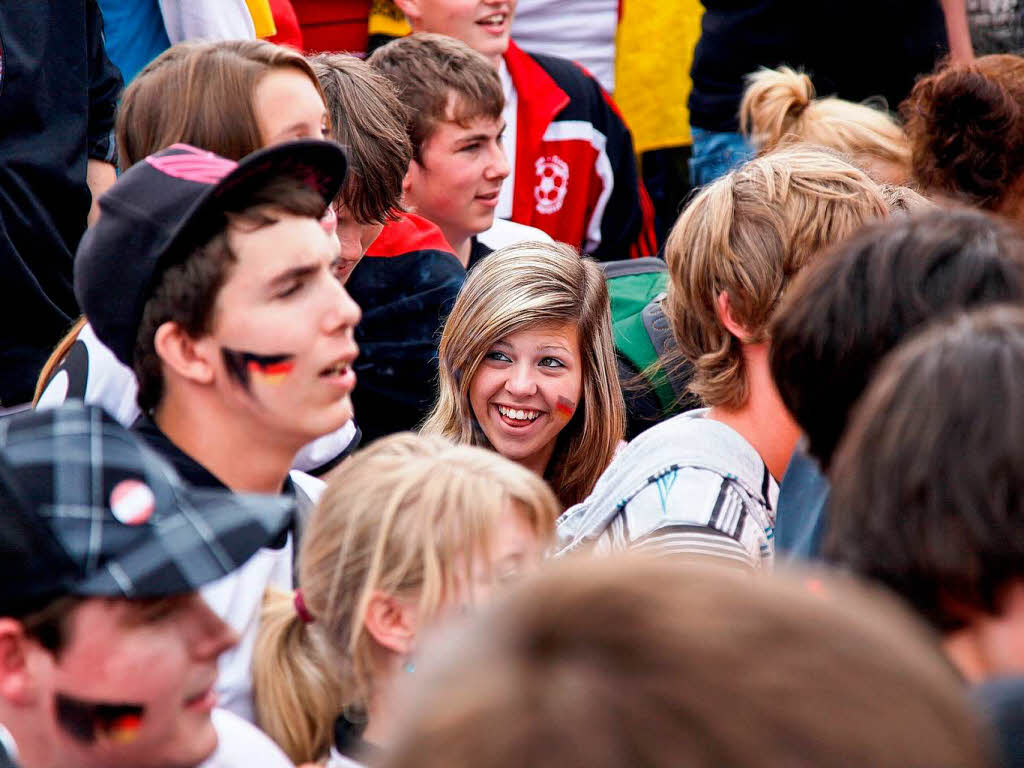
[498,41,656,262]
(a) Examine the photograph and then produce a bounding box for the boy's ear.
[153,322,217,387]
[716,290,753,344]
[0,619,43,706]
[363,591,418,657]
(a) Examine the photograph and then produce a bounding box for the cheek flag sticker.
[555,396,576,423]
[222,349,295,390]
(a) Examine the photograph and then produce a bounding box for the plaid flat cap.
[0,402,293,615]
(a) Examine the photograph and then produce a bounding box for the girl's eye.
[486,351,512,363]
[539,357,565,368]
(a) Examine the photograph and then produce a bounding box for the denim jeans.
[688,126,756,188]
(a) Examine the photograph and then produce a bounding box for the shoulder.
[200,708,293,768]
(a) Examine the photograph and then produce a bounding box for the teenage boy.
[0,402,293,768]
[826,304,1024,684]
[557,148,887,568]
[368,33,552,269]
[352,34,551,442]
[393,0,657,261]
[769,209,1024,560]
[73,139,357,722]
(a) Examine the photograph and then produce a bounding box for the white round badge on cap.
[109,479,156,525]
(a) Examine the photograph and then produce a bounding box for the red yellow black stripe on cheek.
[221,349,296,391]
[55,694,145,745]
[555,396,576,423]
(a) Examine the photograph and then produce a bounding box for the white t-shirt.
[478,217,554,251]
[511,0,619,92]
[200,708,293,768]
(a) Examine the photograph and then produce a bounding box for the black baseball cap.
[0,402,294,617]
[74,140,348,367]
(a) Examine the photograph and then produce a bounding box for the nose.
[504,360,537,397]
[488,142,511,181]
[187,595,239,661]
[322,275,362,334]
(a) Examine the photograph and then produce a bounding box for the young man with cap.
[72,139,358,722]
[391,0,657,261]
[0,402,294,768]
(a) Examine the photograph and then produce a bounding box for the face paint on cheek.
[555,396,576,423]
[221,349,296,391]
[55,694,145,745]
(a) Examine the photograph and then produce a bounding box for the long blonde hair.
[251,432,559,764]
[740,67,911,182]
[422,241,625,508]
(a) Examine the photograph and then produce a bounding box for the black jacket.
[0,0,122,405]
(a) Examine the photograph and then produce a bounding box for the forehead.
[424,93,503,143]
[224,209,333,272]
[498,322,580,349]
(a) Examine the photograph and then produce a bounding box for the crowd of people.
[5,0,1024,767]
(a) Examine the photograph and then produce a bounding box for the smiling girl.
[423,241,624,507]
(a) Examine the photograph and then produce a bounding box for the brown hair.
[383,556,991,768]
[664,146,888,408]
[251,433,559,764]
[308,53,412,224]
[741,66,911,182]
[903,54,1024,213]
[134,178,327,412]
[422,242,625,508]
[367,33,503,162]
[116,39,326,170]
[827,304,1024,633]
[770,208,1024,471]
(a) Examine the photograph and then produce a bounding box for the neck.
[445,229,472,268]
[154,391,296,493]
[706,342,800,481]
[360,673,396,749]
[942,581,1024,683]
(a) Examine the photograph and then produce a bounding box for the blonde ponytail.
[252,587,342,764]
[740,66,815,153]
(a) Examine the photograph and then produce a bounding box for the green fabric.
[607,271,676,410]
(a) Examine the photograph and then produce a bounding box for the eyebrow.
[456,122,507,145]
[267,262,319,290]
[539,344,572,354]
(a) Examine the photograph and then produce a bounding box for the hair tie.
[294,588,314,624]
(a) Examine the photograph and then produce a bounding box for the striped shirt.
[557,409,778,569]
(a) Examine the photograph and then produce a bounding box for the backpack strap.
[642,293,694,405]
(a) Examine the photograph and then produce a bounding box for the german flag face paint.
[221,349,296,391]
[55,694,145,745]
[555,396,576,423]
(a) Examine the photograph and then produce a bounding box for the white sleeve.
[157,0,256,43]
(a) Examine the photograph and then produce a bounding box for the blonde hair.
[422,241,625,508]
[251,432,559,764]
[740,67,911,182]
[665,146,888,408]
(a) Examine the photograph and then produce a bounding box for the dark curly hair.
[903,54,1024,212]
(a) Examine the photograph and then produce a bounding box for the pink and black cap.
[74,140,347,367]
[0,402,294,617]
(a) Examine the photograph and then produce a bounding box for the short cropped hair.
[903,54,1024,213]
[664,146,888,408]
[308,53,412,224]
[383,557,989,768]
[827,305,1024,633]
[770,209,1024,470]
[367,33,503,162]
[134,178,327,412]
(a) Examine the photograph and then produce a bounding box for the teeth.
[324,363,347,376]
[480,13,505,24]
[497,405,539,421]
